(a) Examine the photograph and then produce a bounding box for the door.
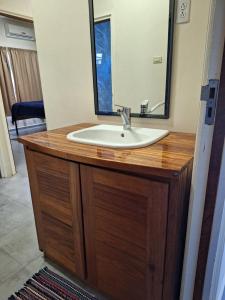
[81,165,169,300]
[25,149,85,279]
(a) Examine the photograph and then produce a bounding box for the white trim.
[94,13,111,22]
[9,122,46,132]
[180,0,225,298]
[0,9,33,22]
[202,0,225,297]
[207,143,225,299]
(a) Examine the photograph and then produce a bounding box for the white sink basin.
[67,125,169,149]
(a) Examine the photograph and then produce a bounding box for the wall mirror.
[89,0,175,119]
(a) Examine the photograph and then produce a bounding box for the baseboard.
[9,122,46,133]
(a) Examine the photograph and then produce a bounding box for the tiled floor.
[0,130,105,300]
[0,140,46,299]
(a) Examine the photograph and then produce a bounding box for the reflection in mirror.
[89,0,175,119]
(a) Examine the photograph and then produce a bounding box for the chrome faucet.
[115,104,131,130]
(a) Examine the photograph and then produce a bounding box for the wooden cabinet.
[81,166,169,300]
[25,150,85,279]
[21,125,195,300]
[24,149,192,300]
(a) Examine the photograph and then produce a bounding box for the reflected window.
[94,19,112,112]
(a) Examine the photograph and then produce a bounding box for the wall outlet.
[176,0,191,24]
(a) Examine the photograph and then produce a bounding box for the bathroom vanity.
[19,123,195,300]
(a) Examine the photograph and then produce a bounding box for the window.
[94,19,112,112]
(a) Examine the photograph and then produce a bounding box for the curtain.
[9,48,43,102]
[0,48,16,116]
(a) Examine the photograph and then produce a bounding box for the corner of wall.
[0,93,16,177]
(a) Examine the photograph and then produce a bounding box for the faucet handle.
[115,104,131,113]
[115,104,125,111]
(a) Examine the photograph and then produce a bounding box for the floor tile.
[0,249,22,284]
[0,221,41,266]
[0,135,107,299]
[0,201,34,239]
[24,254,46,273]
[0,193,11,208]
[0,178,32,208]
[0,266,31,300]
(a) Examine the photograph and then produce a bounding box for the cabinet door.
[25,149,85,279]
[81,165,169,300]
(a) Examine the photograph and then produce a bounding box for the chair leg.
[15,120,19,136]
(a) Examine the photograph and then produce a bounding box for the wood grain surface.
[81,165,169,300]
[25,149,85,279]
[19,123,195,179]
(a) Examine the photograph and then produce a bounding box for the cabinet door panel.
[25,150,85,279]
[42,213,77,274]
[34,152,73,225]
[81,165,169,300]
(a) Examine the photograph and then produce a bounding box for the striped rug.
[9,267,98,300]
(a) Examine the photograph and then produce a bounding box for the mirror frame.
[88,0,175,119]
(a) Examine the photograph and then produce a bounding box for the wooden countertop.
[19,123,195,179]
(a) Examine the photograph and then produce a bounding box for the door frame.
[0,91,16,177]
[193,26,225,300]
[180,0,225,299]
[204,146,225,300]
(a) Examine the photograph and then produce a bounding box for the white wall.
[94,0,169,114]
[31,0,211,133]
[0,16,36,50]
[31,0,94,130]
[0,0,32,19]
